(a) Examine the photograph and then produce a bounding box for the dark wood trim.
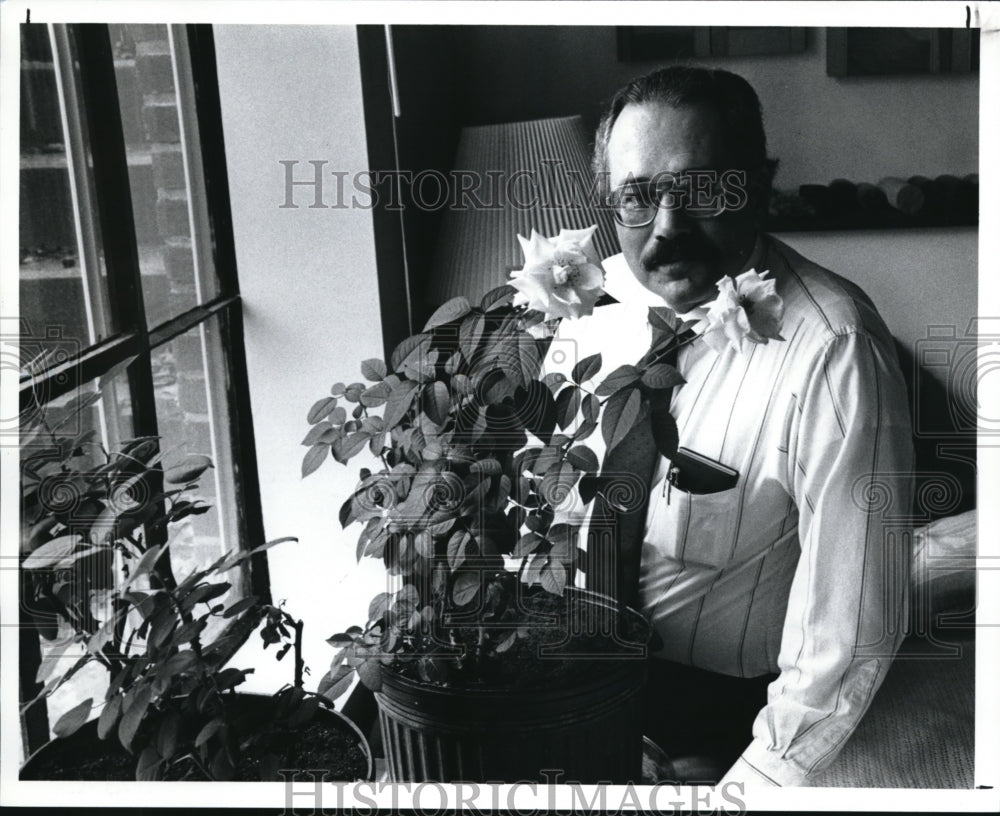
[18,621,50,756]
[73,24,159,444]
[147,295,239,349]
[218,300,272,603]
[186,25,240,299]
[19,294,247,411]
[186,25,271,604]
[72,25,146,338]
[357,25,414,361]
[19,332,139,412]
[73,26,171,582]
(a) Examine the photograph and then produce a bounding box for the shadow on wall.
[895,340,977,523]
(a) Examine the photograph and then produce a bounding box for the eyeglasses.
[608,170,744,227]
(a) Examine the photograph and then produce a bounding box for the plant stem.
[182,750,215,781]
[165,586,204,662]
[292,618,305,689]
[641,331,699,368]
[516,553,530,584]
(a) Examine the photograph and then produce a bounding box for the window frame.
[18,22,270,756]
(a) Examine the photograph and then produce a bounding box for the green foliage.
[19,395,308,780]
[306,287,692,689]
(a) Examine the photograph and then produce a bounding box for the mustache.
[641,236,718,270]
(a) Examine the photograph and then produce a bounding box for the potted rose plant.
[18,392,372,781]
[304,226,784,782]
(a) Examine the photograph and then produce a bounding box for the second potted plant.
[19,394,372,781]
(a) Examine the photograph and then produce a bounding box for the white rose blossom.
[509,226,607,321]
[700,269,785,355]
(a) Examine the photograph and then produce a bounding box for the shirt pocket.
[678,485,742,567]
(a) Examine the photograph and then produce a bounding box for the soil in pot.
[165,693,372,781]
[19,725,135,781]
[164,710,370,781]
[248,717,369,781]
[21,696,371,782]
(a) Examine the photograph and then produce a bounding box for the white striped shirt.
[549,234,914,785]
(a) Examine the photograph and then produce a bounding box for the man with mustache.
[574,67,914,786]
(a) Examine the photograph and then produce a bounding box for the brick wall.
[122,25,218,536]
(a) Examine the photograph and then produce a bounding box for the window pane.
[20,24,112,362]
[21,329,248,749]
[110,24,219,330]
[21,371,133,744]
[153,314,244,640]
[19,24,258,764]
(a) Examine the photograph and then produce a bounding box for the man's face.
[606,101,759,313]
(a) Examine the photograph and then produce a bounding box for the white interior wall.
[453,26,979,189]
[214,25,386,692]
[776,227,978,360]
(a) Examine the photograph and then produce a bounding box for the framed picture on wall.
[826,28,979,76]
[617,26,807,62]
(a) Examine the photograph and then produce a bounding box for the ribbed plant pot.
[375,594,649,783]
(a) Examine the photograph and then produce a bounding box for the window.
[17,23,267,758]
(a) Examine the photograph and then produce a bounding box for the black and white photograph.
[1,2,996,812]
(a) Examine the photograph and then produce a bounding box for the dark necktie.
[584,329,695,609]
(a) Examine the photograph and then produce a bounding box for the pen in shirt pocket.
[663,447,740,504]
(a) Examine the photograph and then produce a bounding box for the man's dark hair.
[593,66,779,197]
